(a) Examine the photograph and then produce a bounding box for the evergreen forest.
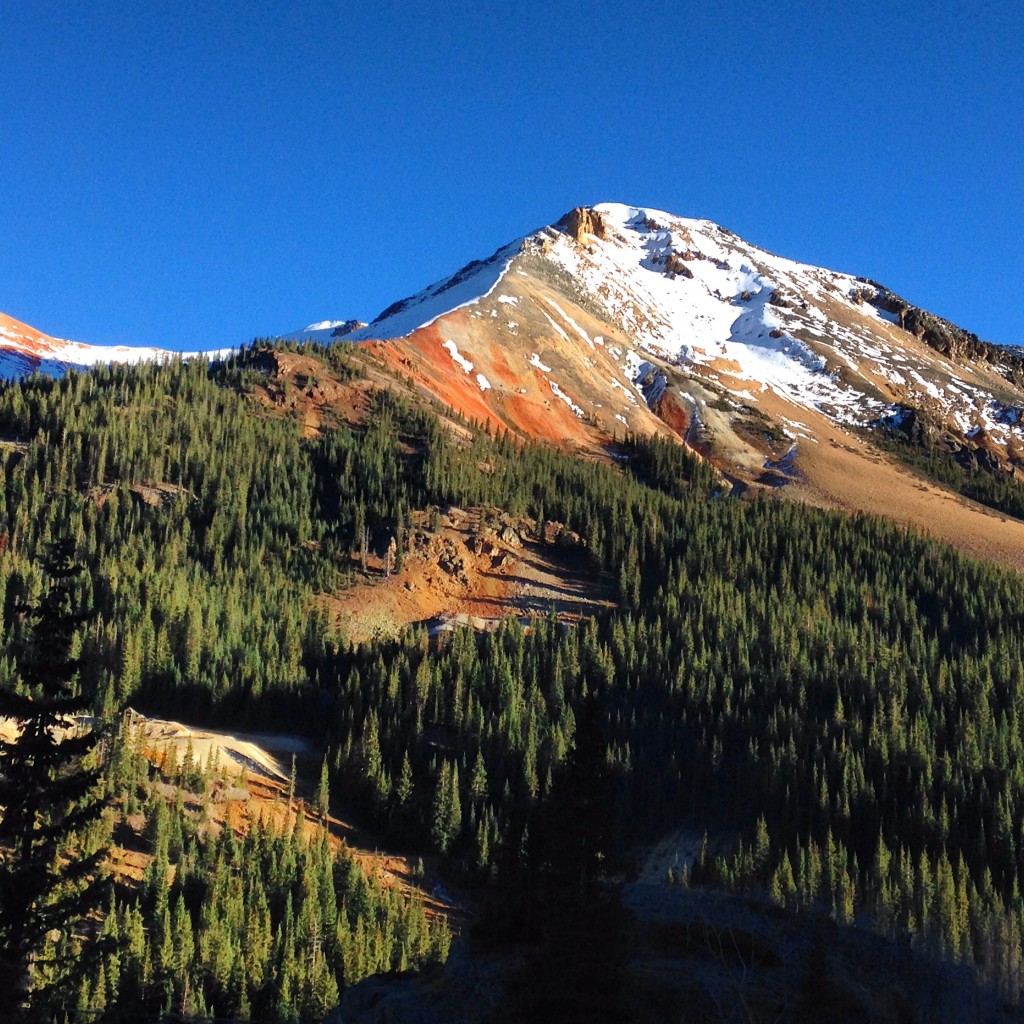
[3,343,1024,1018]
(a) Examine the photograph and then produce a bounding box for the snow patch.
[442,339,473,373]
[530,353,552,372]
[908,370,942,399]
[349,239,522,341]
[863,303,901,326]
[304,320,349,331]
[543,297,595,348]
[542,311,570,343]
[623,350,647,385]
[549,381,584,418]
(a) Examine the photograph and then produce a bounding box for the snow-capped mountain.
[0,311,226,377]
[322,203,1018,461]
[317,203,1024,567]
[4,203,1023,566]
[345,202,1021,446]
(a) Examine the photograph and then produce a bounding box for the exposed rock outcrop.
[558,206,608,244]
[649,388,692,437]
[855,279,1024,380]
[498,524,522,548]
[331,320,366,337]
[662,251,693,278]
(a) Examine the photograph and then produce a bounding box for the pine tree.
[470,750,488,805]
[430,761,462,854]
[431,762,452,854]
[396,753,414,808]
[0,539,108,1019]
[315,756,331,821]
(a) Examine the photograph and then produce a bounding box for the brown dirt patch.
[244,349,376,436]
[752,394,1024,571]
[322,506,614,643]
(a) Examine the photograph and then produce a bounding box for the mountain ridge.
[4,202,1024,569]
[0,310,227,377]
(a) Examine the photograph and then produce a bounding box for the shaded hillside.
[333,883,1016,1024]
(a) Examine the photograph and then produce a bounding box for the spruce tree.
[315,756,331,821]
[0,539,108,1019]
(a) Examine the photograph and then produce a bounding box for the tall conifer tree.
[0,539,108,1018]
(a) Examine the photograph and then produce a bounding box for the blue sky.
[1,1,1020,350]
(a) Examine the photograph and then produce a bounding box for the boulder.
[498,525,522,548]
[663,252,693,278]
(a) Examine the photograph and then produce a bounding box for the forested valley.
[3,343,1024,1020]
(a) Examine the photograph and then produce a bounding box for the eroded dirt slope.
[324,506,613,643]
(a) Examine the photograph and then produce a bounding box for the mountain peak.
[280,201,1024,569]
[5,203,1024,570]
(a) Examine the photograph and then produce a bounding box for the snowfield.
[544,203,891,422]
